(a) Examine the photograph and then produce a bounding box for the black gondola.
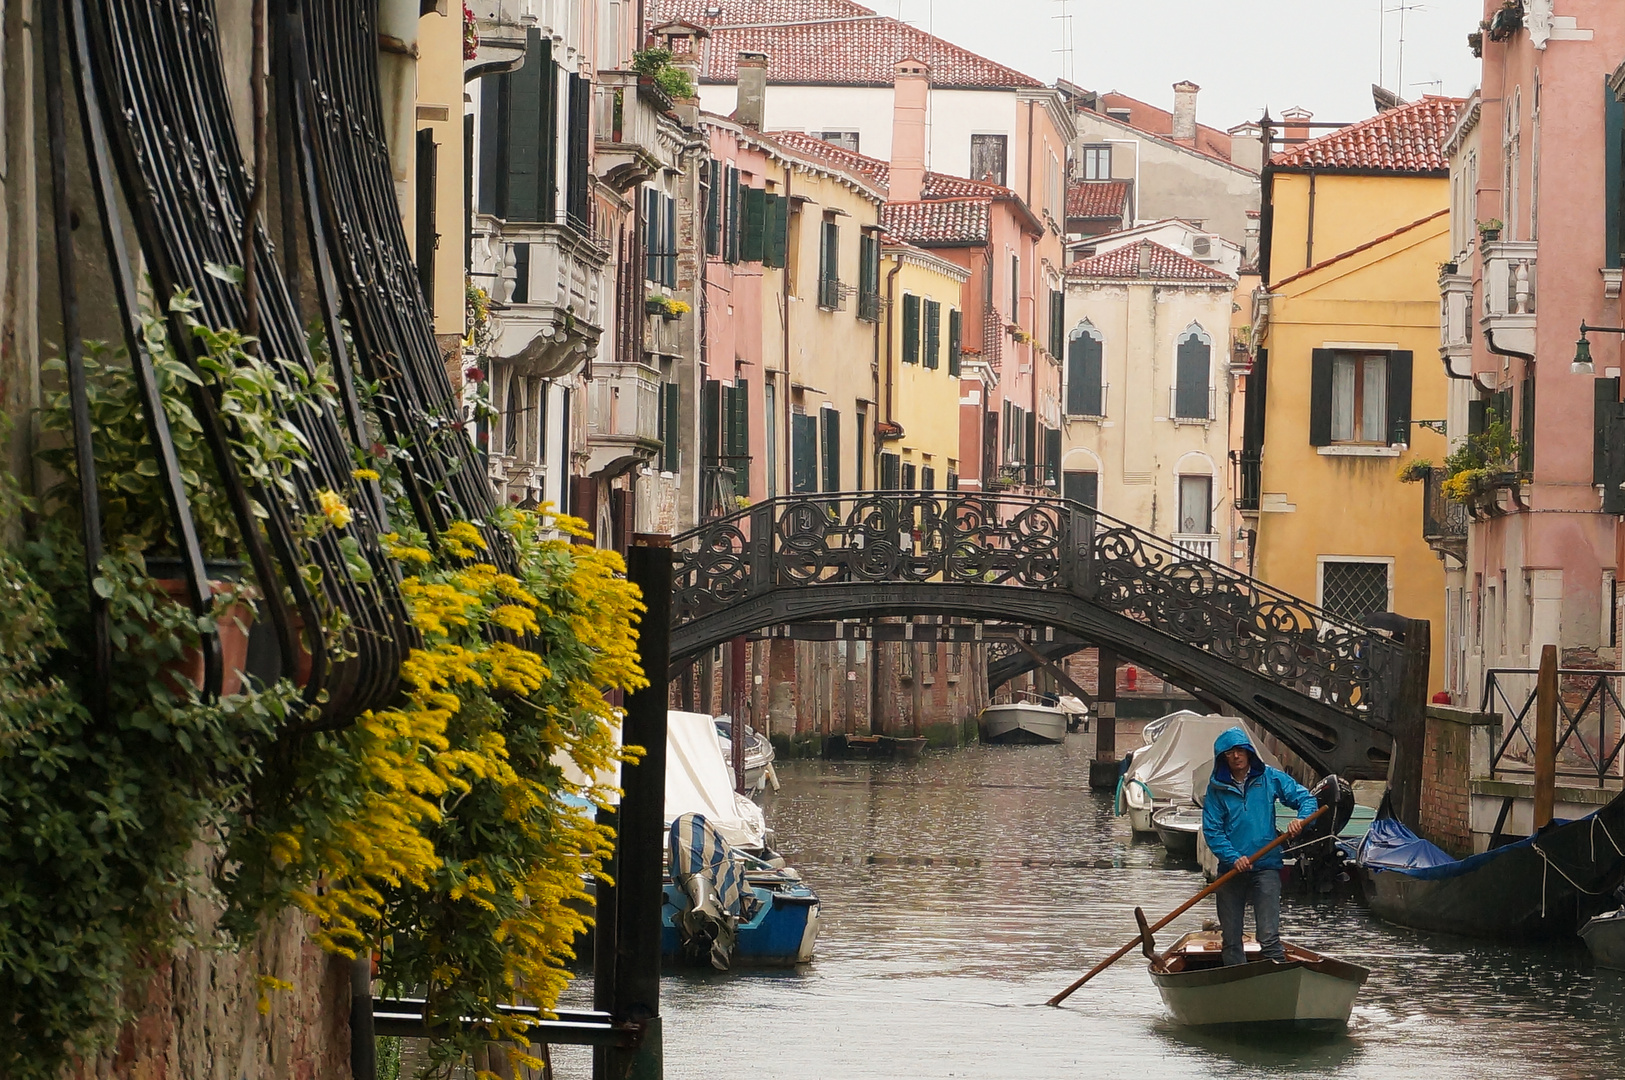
[1356,788,1625,939]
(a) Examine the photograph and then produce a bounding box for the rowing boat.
[1148,930,1369,1031]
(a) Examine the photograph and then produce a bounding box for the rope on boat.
[1593,815,1624,863]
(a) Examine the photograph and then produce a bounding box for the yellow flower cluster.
[282,508,644,1055]
[316,489,353,528]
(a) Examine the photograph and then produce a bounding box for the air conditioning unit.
[1191,235,1212,257]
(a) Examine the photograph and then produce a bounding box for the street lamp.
[1574,321,1625,375]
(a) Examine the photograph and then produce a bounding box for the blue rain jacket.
[1201,726,1317,872]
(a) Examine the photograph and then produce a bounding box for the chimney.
[1282,106,1314,150]
[1171,81,1200,143]
[889,58,929,203]
[735,51,768,130]
[1137,239,1154,276]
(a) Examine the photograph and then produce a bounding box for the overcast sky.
[888,0,1484,131]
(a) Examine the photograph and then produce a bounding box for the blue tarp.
[1357,815,1569,880]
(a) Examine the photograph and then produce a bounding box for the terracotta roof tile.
[1065,240,1232,282]
[1271,96,1465,173]
[766,130,1015,198]
[882,199,991,245]
[652,0,1044,89]
[1067,180,1132,219]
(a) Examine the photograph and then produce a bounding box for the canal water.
[567,736,1625,1079]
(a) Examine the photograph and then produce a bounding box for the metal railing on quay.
[1482,666,1625,785]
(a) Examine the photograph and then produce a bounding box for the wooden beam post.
[1534,643,1559,830]
[1385,617,1431,829]
[1089,648,1120,790]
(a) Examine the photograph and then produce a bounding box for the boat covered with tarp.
[1356,790,1625,939]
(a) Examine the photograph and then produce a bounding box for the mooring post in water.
[1385,618,1431,829]
[1534,643,1558,829]
[1089,648,1120,790]
[604,534,672,1080]
[731,636,747,794]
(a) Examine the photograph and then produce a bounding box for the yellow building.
[1246,99,1465,689]
[882,243,967,489]
[407,3,468,353]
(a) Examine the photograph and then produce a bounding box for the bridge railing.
[670,492,1406,718]
[1483,666,1625,786]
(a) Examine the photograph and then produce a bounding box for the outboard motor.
[1295,774,1357,893]
[668,812,757,970]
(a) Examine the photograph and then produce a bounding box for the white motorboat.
[714,715,777,795]
[1151,804,1204,859]
[1581,908,1625,970]
[1149,931,1369,1032]
[979,700,1069,745]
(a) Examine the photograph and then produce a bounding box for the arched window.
[1066,320,1105,418]
[504,374,524,457]
[1173,324,1212,421]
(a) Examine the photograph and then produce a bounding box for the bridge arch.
[669,492,1423,780]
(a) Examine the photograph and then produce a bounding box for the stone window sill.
[1316,444,1401,458]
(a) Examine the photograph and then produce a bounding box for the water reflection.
[569,739,1625,1079]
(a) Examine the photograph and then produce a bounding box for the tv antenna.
[1384,2,1427,95]
[1053,0,1076,85]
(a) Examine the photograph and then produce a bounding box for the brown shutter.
[1309,349,1334,446]
[1386,350,1413,446]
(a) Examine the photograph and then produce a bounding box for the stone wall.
[75,907,352,1080]
[1417,706,1480,856]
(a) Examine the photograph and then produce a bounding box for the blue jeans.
[1216,867,1283,965]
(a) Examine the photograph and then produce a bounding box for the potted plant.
[1487,0,1523,40]
[1477,218,1503,243]
[1467,30,1484,57]
[1439,407,1524,515]
[1439,260,1459,276]
[1396,459,1434,484]
[631,47,696,105]
[646,294,690,320]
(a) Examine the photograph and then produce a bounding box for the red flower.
[465,366,485,383]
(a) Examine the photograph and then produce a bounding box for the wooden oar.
[1046,804,1329,1006]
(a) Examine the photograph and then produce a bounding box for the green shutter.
[764,194,788,268]
[880,452,900,490]
[1386,351,1413,446]
[732,379,750,496]
[1519,373,1536,474]
[1049,289,1066,359]
[924,301,941,369]
[792,413,819,493]
[741,186,767,263]
[1596,377,1620,485]
[725,167,741,264]
[706,160,723,256]
[948,309,962,376]
[702,379,722,460]
[902,294,920,363]
[1609,78,1624,271]
[1468,398,1487,436]
[822,408,841,491]
[1309,349,1334,446]
[662,382,680,472]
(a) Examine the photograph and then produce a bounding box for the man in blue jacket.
[1201,726,1317,966]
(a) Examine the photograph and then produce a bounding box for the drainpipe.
[1304,169,1317,271]
[782,162,793,497]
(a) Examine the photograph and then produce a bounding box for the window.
[1173,325,1212,421]
[533,379,549,464]
[880,452,901,490]
[1047,287,1065,359]
[921,465,936,491]
[923,300,941,369]
[705,159,723,256]
[970,133,1008,186]
[1009,254,1020,322]
[1309,350,1413,446]
[1320,560,1391,622]
[858,234,881,321]
[724,166,741,264]
[1063,470,1098,507]
[1067,322,1104,417]
[703,379,749,496]
[1043,427,1061,488]
[948,309,962,376]
[901,462,917,490]
[855,406,867,489]
[657,381,679,472]
[739,186,766,263]
[791,412,819,493]
[1081,144,1112,180]
[504,374,524,456]
[643,188,677,287]
[821,407,842,491]
[946,470,959,490]
[902,294,920,364]
[764,380,777,497]
[816,130,860,152]
[565,73,591,231]
[817,218,841,309]
[1177,474,1212,535]
[1519,375,1535,473]
[477,29,558,223]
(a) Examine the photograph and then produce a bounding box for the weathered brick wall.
[1419,712,1473,856]
[75,905,351,1080]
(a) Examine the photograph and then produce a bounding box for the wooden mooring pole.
[1534,643,1558,830]
[1088,648,1120,790]
[598,534,672,1080]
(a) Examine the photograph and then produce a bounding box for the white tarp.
[1125,712,1281,807]
[665,711,767,851]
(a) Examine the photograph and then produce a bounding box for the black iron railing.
[1421,466,1468,545]
[1233,449,1261,513]
[1483,667,1625,785]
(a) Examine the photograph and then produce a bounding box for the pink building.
[1440,2,1625,696]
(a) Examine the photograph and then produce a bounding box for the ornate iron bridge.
[672,492,1420,779]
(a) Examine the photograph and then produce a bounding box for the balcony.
[465,0,528,77]
[1168,385,1218,424]
[584,362,663,476]
[644,306,685,359]
[1439,268,1473,377]
[594,71,684,193]
[1232,448,1261,514]
[1480,239,1537,357]
[473,218,608,380]
[1420,467,1468,563]
[1173,533,1221,562]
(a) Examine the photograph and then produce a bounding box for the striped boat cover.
[668,812,751,918]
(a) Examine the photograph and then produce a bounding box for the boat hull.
[1152,960,1366,1032]
[662,879,820,967]
[1358,800,1625,939]
[979,704,1067,745]
[1581,911,1625,969]
[1152,807,1202,859]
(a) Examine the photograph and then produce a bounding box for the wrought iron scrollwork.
[673,493,1404,725]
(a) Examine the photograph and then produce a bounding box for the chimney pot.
[736,51,768,130]
[1172,81,1200,143]
[889,58,930,203]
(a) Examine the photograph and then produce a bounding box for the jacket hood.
[1212,726,1262,785]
